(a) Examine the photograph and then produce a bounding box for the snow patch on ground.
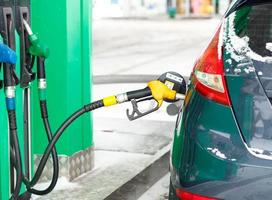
[31,177,80,199]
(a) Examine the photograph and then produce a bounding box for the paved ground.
[33,17,220,200]
[93,17,220,77]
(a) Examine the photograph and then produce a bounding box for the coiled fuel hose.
[22,57,59,196]
[26,75,185,195]
[19,20,58,195]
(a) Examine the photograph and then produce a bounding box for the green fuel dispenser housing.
[0,66,10,200]
[0,35,10,200]
[30,0,93,181]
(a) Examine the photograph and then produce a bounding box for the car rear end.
[170,1,272,200]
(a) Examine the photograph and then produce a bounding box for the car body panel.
[170,1,272,199]
[171,86,272,200]
[224,3,272,158]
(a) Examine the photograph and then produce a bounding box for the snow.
[207,147,227,159]
[225,13,272,64]
[31,177,80,199]
[234,68,241,73]
[218,23,224,59]
[246,145,272,160]
[249,148,264,154]
[266,43,272,52]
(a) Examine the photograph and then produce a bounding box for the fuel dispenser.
[15,0,33,195]
[0,1,21,199]
[15,0,59,197]
[0,1,187,200]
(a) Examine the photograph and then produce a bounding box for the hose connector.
[5,86,16,98]
[38,79,47,90]
[5,86,16,111]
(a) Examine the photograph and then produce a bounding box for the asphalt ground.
[104,152,170,200]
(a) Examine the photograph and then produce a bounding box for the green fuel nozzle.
[23,19,50,58]
[22,20,49,101]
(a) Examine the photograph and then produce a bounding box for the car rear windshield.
[227,0,272,16]
[232,4,272,59]
[224,3,272,68]
[224,3,272,159]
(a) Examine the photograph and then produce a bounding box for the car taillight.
[192,25,231,106]
[176,189,219,200]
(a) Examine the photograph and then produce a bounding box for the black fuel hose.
[8,110,23,200]
[26,57,59,194]
[23,101,59,195]
[19,55,59,195]
[25,100,104,190]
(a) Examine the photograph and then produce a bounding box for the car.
[169,0,272,199]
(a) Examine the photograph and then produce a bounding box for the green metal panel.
[0,32,8,200]
[0,67,10,200]
[30,0,93,156]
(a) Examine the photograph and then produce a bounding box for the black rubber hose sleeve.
[40,100,48,119]
[8,110,23,200]
[23,100,59,195]
[84,100,104,112]
[8,110,17,131]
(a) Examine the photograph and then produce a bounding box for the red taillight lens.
[192,25,231,106]
[176,189,218,200]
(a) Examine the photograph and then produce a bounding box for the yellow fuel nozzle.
[147,80,177,107]
[101,72,187,121]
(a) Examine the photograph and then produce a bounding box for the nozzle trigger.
[126,98,160,121]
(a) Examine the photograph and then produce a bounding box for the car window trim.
[226,0,272,17]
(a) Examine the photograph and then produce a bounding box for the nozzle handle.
[127,87,151,101]
[0,44,17,65]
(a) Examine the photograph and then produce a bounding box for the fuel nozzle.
[22,20,49,101]
[0,43,18,89]
[23,19,49,58]
[0,43,18,111]
[0,43,18,87]
[0,43,17,65]
[101,72,186,121]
